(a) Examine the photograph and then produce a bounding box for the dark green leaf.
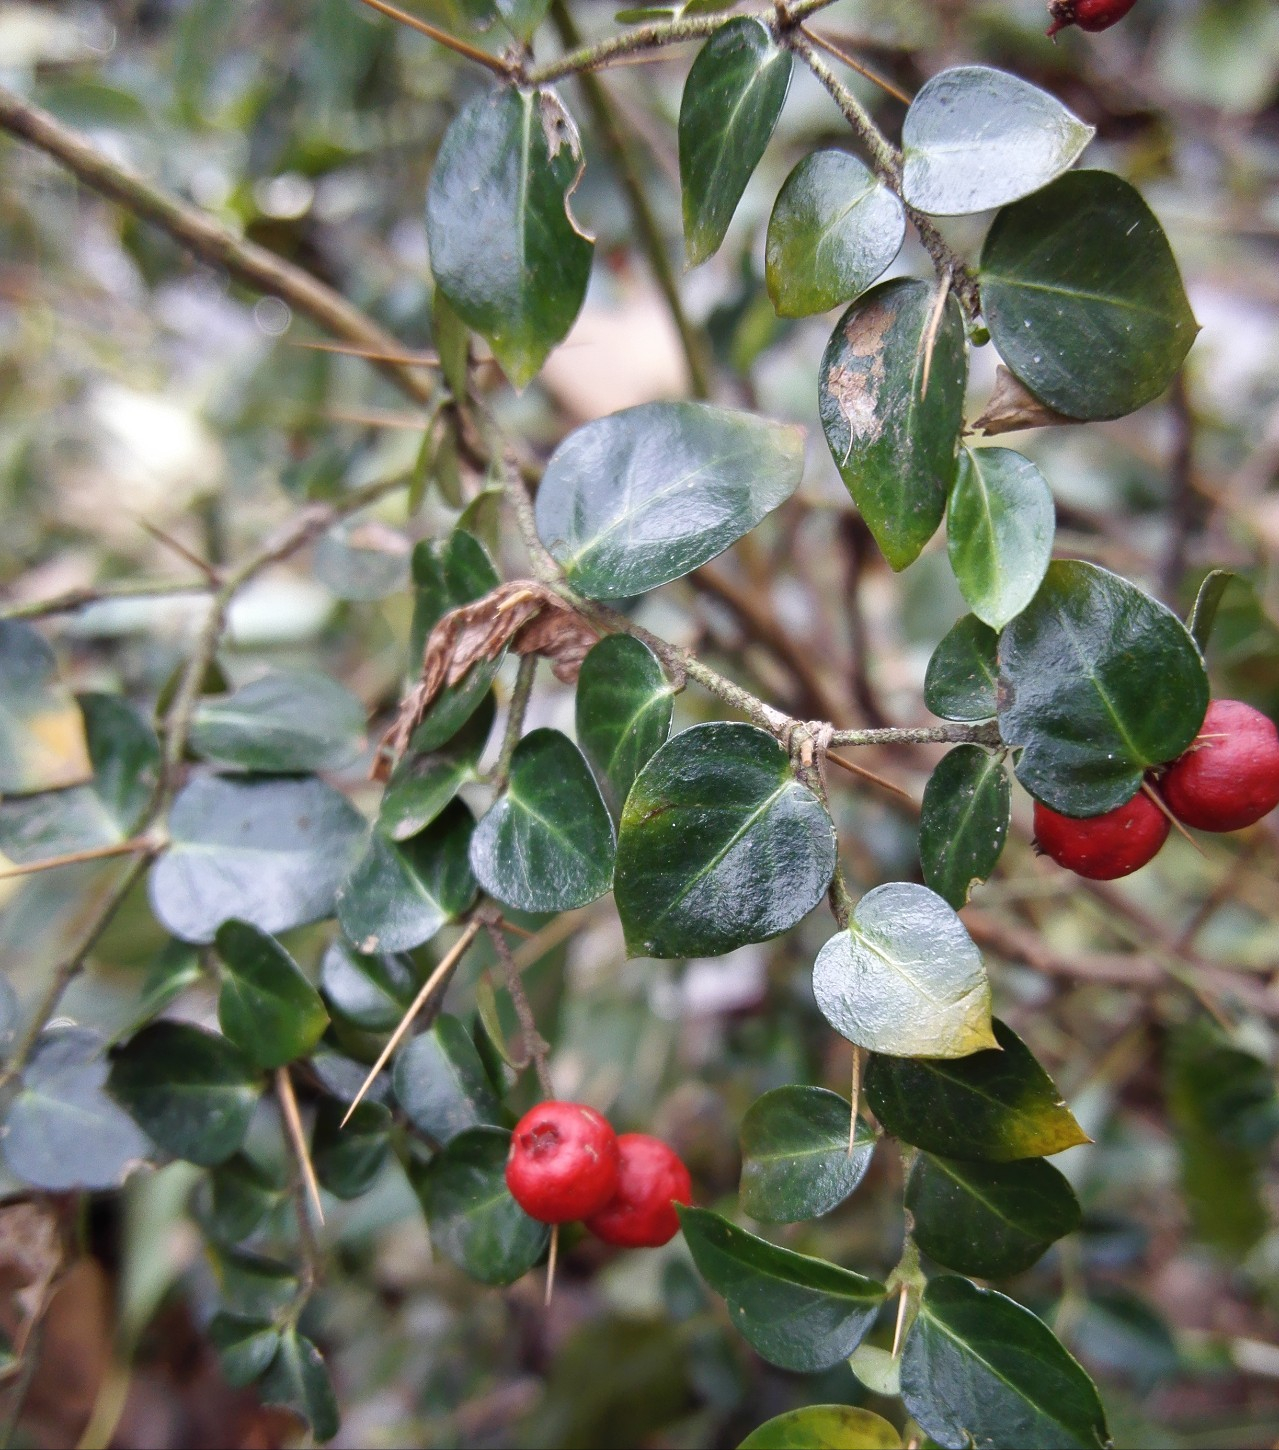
[866,1018,1089,1162]
[394,1014,502,1144]
[0,976,16,1061]
[907,1154,1081,1278]
[925,615,999,722]
[615,722,836,959]
[765,151,905,318]
[432,287,471,402]
[190,671,366,773]
[214,1248,298,1319]
[311,1098,391,1199]
[494,0,550,42]
[739,1086,875,1223]
[575,634,674,813]
[679,1206,886,1372]
[4,1027,151,1190]
[535,402,805,600]
[208,1313,280,1389]
[415,1126,549,1286]
[813,882,996,1058]
[319,939,419,1033]
[901,1276,1108,1449]
[998,560,1209,815]
[379,694,493,841]
[0,620,92,792]
[738,1406,902,1450]
[981,170,1198,420]
[149,774,365,944]
[902,66,1093,216]
[215,920,329,1069]
[919,746,1011,909]
[426,85,592,388]
[947,447,1055,630]
[109,1021,261,1166]
[679,19,791,266]
[193,1154,287,1246]
[338,800,477,954]
[260,1329,340,1442]
[469,729,614,913]
[819,278,967,571]
[1187,568,1239,652]
[309,1044,392,1107]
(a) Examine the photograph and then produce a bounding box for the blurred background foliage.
[0,0,1278,1444]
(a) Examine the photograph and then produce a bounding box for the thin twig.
[826,751,917,804]
[849,1045,864,1152]
[357,0,516,76]
[276,1067,325,1228]
[0,577,214,622]
[485,918,553,1095]
[799,26,912,104]
[492,655,538,793]
[288,338,441,368]
[525,13,728,86]
[890,1281,910,1359]
[0,837,157,879]
[545,1224,559,1308]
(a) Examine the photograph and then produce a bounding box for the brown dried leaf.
[973,366,1080,436]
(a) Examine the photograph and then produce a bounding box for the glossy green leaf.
[947,447,1055,630]
[902,1277,1109,1449]
[739,1086,875,1223]
[215,920,329,1070]
[981,170,1198,420]
[819,278,967,571]
[426,85,592,389]
[998,560,1209,815]
[379,694,493,841]
[393,1014,502,1143]
[415,1126,549,1286]
[679,19,791,266]
[902,66,1093,216]
[739,1406,902,1450]
[907,1153,1081,1278]
[190,671,365,773]
[149,774,365,944]
[260,1328,340,1443]
[614,722,836,959]
[192,1153,287,1246]
[925,616,999,722]
[214,1248,298,1319]
[0,620,92,793]
[765,151,905,318]
[4,1027,151,1190]
[866,1018,1089,1162]
[679,1206,886,1372]
[208,1313,280,1389]
[469,729,614,913]
[1186,568,1238,652]
[919,746,1011,909]
[338,800,477,955]
[575,634,673,813]
[311,1099,391,1199]
[409,531,502,752]
[535,402,805,600]
[813,882,996,1058]
[494,0,551,42]
[109,1021,262,1167]
[319,939,419,1033]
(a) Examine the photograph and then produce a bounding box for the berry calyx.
[1161,699,1279,833]
[505,1101,620,1224]
[1033,789,1169,880]
[584,1134,692,1249]
[1047,0,1139,37]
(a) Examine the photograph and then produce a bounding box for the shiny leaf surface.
[919,746,1011,909]
[739,1085,875,1223]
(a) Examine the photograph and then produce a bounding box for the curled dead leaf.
[972,366,1080,436]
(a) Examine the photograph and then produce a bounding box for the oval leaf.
[426,86,593,389]
[925,616,999,723]
[149,775,365,944]
[319,939,420,1033]
[469,729,614,913]
[193,1154,287,1246]
[739,1085,875,1223]
[575,634,673,814]
[907,1153,1081,1279]
[739,1406,902,1450]
[311,1099,391,1200]
[866,1018,1089,1162]
[679,19,792,266]
[0,620,92,793]
[947,447,1055,630]
[902,1277,1109,1449]
[819,278,967,571]
[981,170,1198,420]
[679,1206,886,1372]
[535,402,805,600]
[190,671,365,773]
[215,920,329,1070]
[998,560,1209,815]
[379,693,493,841]
[208,1314,281,1389]
[902,66,1093,216]
[259,1329,340,1443]
[919,746,1011,909]
[614,722,836,959]
[813,882,996,1059]
[765,150,905,318]
[393,1014,502,1144]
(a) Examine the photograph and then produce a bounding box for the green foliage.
[215,920,330,1069]
[738,1406,902,1449]
[392,1014,503,1143]
[0,620,92,793]
[924,616,1000,722]
[189,671,366,773]
[918,746,1011,909]
[575,635,673,814]
[738,1086,875,1223]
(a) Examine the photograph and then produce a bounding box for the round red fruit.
[1033,790,1169,880]
[1047,0,1138,37]
[505,1101,620,1224]
[1161,699,1279,833]
[584,1134,692,1249]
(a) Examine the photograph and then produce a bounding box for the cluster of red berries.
[505,1100,692,1248]
[1035,700,1279,881]
[1047,0,1138,38]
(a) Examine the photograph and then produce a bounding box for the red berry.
[1047,0,1138,37]
[584,1134,692,1249]
[505,1101,620,1224]
[1161,699,1279,833]
[1033,790,1169,880]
